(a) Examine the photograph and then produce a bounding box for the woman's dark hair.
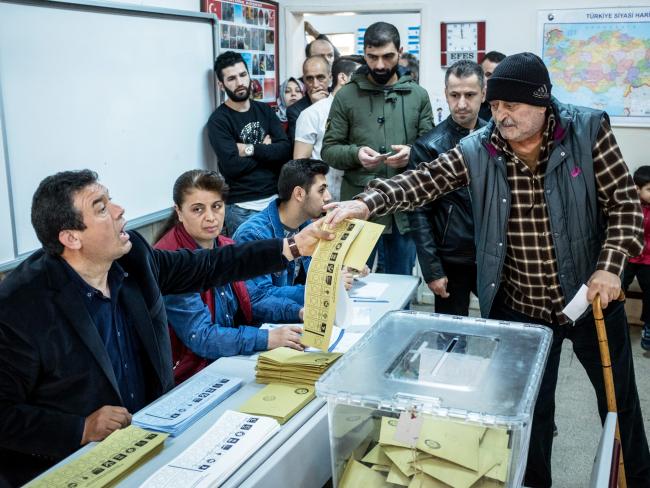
[31,169,98,255]
[155,170,229,242]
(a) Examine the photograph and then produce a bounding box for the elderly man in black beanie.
[324,52,650,487]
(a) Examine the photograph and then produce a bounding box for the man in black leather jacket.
[407,60,486,316]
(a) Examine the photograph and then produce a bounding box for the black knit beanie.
[485,52,552,106]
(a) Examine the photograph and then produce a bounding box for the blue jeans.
[490,293,650,488]
[366,231,416,275]
[224,205,259,237]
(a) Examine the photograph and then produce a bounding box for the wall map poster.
[204,0,279,105]
[538,7,650,127]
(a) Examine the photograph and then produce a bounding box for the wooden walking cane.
[593,292,627,488]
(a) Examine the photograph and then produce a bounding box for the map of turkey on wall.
[538,8,650,127]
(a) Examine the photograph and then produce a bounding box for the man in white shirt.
[293,56,362,201]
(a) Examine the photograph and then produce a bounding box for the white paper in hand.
[562,284,589,321]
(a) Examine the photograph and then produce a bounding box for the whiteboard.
[0,116,14,265]
[0,0,218,266]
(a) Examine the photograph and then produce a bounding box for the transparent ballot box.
[316,311,552,488]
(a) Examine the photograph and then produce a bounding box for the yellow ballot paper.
[383,445,430,477]
[418,456,483,488]
[418,435,503,488]
[339,459,391,488]
[362,444,392,466]
[259,346,340,366]
[303,219,383,349]
[238,383,315,424]
[408,473,451,488]
[332,406,376,439]
[479,428,510,483]
[416,417,484,471]
[387,464,412,486]
[378,416,411,448]
[25,426,167,488]
[342,220,385,271]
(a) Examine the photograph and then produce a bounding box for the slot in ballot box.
[316,311,552,488]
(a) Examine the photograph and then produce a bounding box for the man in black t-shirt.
[208,51,291,236]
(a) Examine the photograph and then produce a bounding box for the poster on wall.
[356,26,420,58]
[355,27,365,55]
[537,7,650,127]
[407,26,420,58]
[203,0,279,106]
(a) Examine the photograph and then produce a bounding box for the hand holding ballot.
[323,200,371,226]
[302,218,384,350]
[282,216,335,260]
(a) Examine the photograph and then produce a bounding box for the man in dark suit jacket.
[0,169,329,486]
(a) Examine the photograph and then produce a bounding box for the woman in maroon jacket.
[154,170,304,384]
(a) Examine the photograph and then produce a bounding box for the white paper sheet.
[350,306,371,326]
[562,284,589,321]
[348,281,389,299]
[140,410,279,488]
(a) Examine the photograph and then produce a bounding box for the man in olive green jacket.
[321,22,433,275]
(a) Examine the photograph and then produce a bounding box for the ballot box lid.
[317,311,552,425]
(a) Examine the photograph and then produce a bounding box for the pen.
[352,298,389,303]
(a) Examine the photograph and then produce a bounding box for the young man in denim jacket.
[233,159,331,323]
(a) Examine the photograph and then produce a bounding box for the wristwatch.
[244,144,254,156]
[287,236,301,259]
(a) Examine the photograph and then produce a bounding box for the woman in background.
[155,170,304,384]
[276,77,304,127]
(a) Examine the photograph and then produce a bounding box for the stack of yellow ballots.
[255,346,342,386]
[238,348,342,425]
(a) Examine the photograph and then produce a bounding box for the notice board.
[204,0,280,105]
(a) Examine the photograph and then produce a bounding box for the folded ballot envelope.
[338,459,391,488]
[238,383,316,425]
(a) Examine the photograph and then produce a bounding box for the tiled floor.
[552,323,649,487]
